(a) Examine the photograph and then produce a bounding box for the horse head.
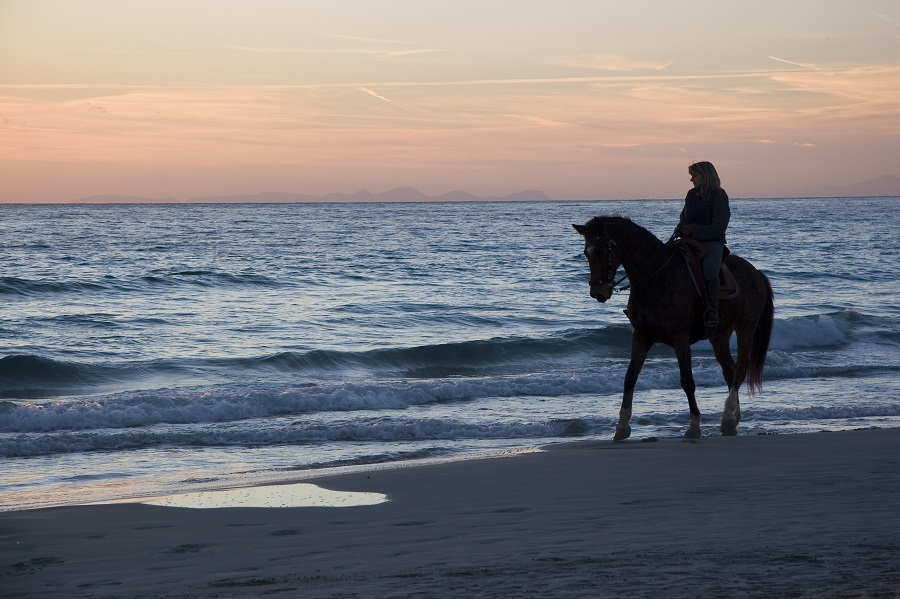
[573,217,622,303]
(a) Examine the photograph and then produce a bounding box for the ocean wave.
[2,306,896,403]
[0,277,111,296]
[0,416,601,458]
[0,372,628,434]
[0,354,203,399]
[0,327,636,396]
[743,403,900,422]
[4,351,894,437]
[250,327,634,374]
[0,355,116,394]
[4,399,899,458]
[142,271,285,289]
[769,310,858,350]
[0,271,287,296]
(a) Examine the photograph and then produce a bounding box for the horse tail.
[747,272,774,394]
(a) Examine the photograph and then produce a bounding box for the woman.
[673,161,730,328]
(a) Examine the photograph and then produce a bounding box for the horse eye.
[585,245,595,256]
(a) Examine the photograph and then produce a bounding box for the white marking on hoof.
[723,387,739,416]
[685,413,702,439]
[721,388,740,435]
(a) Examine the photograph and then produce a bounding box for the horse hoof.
[720,425,738,436]
[613,426,632,441]
[683,428,701,439]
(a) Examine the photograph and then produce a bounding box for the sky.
[1,0,899,202]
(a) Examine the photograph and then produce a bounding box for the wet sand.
[2,428,899,598]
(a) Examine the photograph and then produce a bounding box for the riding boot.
[704,278,719,328]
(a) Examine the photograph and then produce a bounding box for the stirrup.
[704,307,719,328]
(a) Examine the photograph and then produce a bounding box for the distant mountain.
[74,194,181,204]
[71,187,551,204]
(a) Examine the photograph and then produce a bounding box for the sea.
[2,197,899,511]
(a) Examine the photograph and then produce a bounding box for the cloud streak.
[768,56,819,70]
[222,44,437,59]
[358,87,408,109]
[556,53,672,72]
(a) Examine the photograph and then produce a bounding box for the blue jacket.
[678,188,730,243]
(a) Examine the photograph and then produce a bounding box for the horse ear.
[572,224,586,235]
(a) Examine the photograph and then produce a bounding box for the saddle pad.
[683,252,739,300]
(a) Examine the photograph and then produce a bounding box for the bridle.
[586,235,679,294]
[586,235,628,292]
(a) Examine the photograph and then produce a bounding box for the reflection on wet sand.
[137,483,388,509]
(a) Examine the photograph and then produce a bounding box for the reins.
[611,244,681,293]
[611,272,630,293]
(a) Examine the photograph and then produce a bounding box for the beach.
[3,428,899,598]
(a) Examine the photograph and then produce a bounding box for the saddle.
[674,238,739,300]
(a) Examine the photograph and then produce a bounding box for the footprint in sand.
[4,557,65,576]
[165,544,208,554]
[270,529,305,536]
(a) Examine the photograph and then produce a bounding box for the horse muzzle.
[590,283,613,303]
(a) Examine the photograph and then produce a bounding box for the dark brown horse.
[573,216,774,440]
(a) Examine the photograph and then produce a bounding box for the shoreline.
[4,423,891,513]
[0,444,546,513]
[3,428,899,598]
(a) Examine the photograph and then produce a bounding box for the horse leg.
[710,333,740,435]
[674,336,701,439]
[728,328,755,418]
[616,332,651,441]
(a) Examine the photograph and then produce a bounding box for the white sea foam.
[769,311,855,350]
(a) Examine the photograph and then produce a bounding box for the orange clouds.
[1,1,899,201]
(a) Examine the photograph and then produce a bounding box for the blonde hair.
[689,161,724,201]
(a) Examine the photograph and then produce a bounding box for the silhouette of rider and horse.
[573,162,774,439]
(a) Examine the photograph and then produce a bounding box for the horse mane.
[588,215,664,248]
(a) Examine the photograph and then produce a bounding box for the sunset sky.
[2,0,899,202]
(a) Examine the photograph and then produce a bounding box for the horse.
[573,216,774,440]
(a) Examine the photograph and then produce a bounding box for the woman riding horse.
[573,200,773,440]
[673,161,730,329]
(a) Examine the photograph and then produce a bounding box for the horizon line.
[4,195,899,206]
